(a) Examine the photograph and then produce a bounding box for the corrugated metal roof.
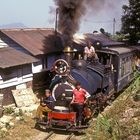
[0,28,63,56]
[0,47,38,68]
[132,46,140,51]
[107,47,135,54]
[84,33,124,46]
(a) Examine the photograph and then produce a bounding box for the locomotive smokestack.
[55,8,59,34]
[63,46,74,66]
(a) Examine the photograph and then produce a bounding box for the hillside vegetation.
[84,72,140,140]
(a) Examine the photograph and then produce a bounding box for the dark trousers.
[72,103,84,123]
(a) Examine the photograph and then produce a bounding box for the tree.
[100,28,105,34]
[99,28,111,37]
[121,0,140,45]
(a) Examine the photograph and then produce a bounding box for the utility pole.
[55,8,59,34]
[113,18,116,35]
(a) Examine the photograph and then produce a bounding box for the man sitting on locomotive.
[36,89,55,121]
[71,82,91,126]
[84,41,98,62]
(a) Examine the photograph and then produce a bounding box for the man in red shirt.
[71,82,90,126]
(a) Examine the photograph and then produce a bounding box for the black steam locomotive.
[36,43,138,131]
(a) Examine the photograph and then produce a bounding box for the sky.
[0,0,128,34]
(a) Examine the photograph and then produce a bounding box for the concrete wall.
[0,81,33,105]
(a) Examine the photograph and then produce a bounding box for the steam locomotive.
[36,43,138,131]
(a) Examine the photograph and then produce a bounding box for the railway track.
[66,133,74,140]
[44,131,54,140]
[44,131,75,140]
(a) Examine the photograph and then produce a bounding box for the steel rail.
[66,133,74,140]
[44,131,54,140]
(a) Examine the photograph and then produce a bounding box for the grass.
[0,115,38,140]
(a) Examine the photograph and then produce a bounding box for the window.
[121,58,125,77]
[0,67,17,81]
[22,64,32,78]
[120,56,132,78]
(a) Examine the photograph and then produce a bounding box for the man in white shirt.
[84,41,97,61]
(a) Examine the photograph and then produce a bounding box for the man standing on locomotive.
[71,82,91,126]
[36,89,55,121]
[84,41,98,62]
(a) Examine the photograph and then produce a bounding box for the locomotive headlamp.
[96,42,100,45]
[62,93,66,97]
[53,59,69,75]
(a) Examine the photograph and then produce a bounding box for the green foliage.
[92,115,123,140]
[121,0,140,44]
[111,33,126,42]
[4,107,24,117]
[14,109,24,117]
[4,107,14,115]
[100,28,111,37]
[94,115,112,139]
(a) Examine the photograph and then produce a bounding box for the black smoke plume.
[54,0,86,46]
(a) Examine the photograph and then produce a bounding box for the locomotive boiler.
[50,58,110,107]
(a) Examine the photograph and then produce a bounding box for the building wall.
[0,64,33,89]
[32,60,43,73]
